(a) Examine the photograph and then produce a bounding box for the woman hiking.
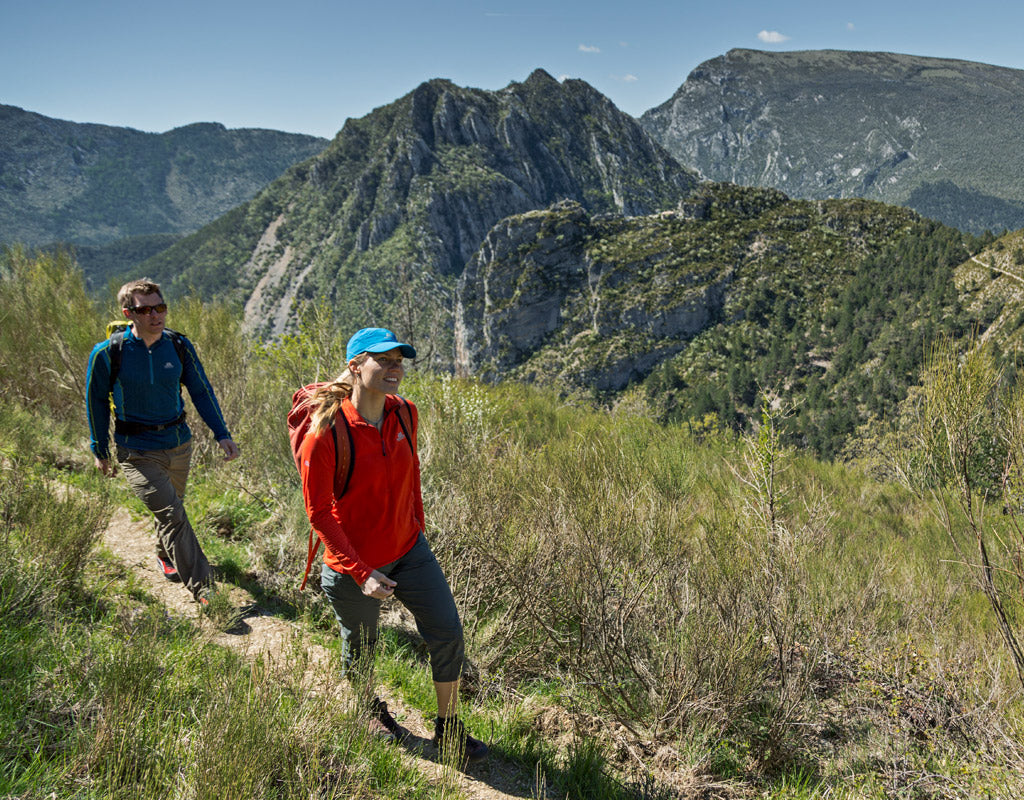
[298,327,488,762]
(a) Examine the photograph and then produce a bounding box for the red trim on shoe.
[157,556,181,582]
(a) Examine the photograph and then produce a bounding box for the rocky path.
[101,506,538,800]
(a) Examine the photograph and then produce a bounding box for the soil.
[101,506,540,799]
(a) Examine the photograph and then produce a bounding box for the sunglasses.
[128,303,168,315]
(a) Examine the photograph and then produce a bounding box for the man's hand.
[218,438,240,461]
[94,456,116,477]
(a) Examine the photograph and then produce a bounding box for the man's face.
[124,291,167,339]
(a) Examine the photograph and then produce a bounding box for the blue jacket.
[86,328,231,459]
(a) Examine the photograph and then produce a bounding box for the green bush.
[4,251,1024,795]
[0,247,104,422]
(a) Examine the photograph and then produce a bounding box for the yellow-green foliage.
[4,251,1024,796]
[889,338,1024,692]
[0,247,103,422]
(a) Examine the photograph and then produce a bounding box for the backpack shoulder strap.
[394,396,417,454]
[165,329,189,385]
[299,404,355,592]
[331,407,356,498]
[108,329,125,390]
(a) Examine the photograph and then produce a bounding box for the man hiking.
[86,278,239,605]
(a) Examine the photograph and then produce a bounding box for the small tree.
[896,339,1024,688]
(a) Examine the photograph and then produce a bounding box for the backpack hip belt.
[114,410,187,436]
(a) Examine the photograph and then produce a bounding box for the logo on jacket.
[164,362,175,369]
[397,432,406,442]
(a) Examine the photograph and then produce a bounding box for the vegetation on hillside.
[0,104,327,248]
[3,251,1024,798]
[645,212,980,459]
[641,48,1024,235]
[51,232,184,291]
[457,183,993,461]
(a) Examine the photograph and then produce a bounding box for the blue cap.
[346,327,417,362]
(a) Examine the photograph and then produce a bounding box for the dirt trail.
[970,254,1024,285]
[101,507,536,800]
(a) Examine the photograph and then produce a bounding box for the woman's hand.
[361,570,397,599]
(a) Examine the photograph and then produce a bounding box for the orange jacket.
[300,395,423,585]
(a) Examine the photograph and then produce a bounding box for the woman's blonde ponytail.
[308,355,368,434]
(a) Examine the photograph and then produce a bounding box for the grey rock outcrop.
[456,200,731,391]
[640,49,1024,234]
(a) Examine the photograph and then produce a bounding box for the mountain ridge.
[138,70,699,348]
[640,48,1024,234]
[0,103,328,248]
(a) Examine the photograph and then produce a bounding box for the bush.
[0,247,104,422]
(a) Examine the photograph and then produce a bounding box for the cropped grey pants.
[320,532,465,683]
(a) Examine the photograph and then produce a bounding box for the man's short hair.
[118,279,163,310]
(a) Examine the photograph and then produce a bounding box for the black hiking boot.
[433,715,488,763]
[369,697,410,744]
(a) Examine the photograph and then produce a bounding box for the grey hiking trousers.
[320,532,465,683]
[116,440,212,600]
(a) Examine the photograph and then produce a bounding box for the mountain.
[640,49,1024,235]
[0,104,327,248]
[138,69,698,347]
[456,182,983,458]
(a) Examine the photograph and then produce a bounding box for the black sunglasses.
[128,303,168,315]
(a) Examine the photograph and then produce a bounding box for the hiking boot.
[157,555,181,582]
[369,697,410,744]
[433,716,488,763]
[196,585,214,611]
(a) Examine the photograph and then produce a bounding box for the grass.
[3,251,1024,798]
[0,464,450,799]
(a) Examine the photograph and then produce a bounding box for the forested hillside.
[0,104,326,247]
[455,182,992,459]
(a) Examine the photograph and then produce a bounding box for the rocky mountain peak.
[524,68,560,86]
[147,72,698,343]
[640,48,1024,234]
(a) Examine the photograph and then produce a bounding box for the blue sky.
[3,0,1022,139]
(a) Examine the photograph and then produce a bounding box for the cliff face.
[454,190,763,392]
[454,183,951,407]
[140,70,698,344]
[640,49,1024,234]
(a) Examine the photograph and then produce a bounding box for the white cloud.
[846,22,855,31]
[757,30,790,44]
[621,74,638,82]
[579,44,601,53]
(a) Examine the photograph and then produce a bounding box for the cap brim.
[363,341,417,359]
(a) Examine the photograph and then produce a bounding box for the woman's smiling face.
[352,347,406,395]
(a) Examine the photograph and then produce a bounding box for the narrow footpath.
[100,506,537,800]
